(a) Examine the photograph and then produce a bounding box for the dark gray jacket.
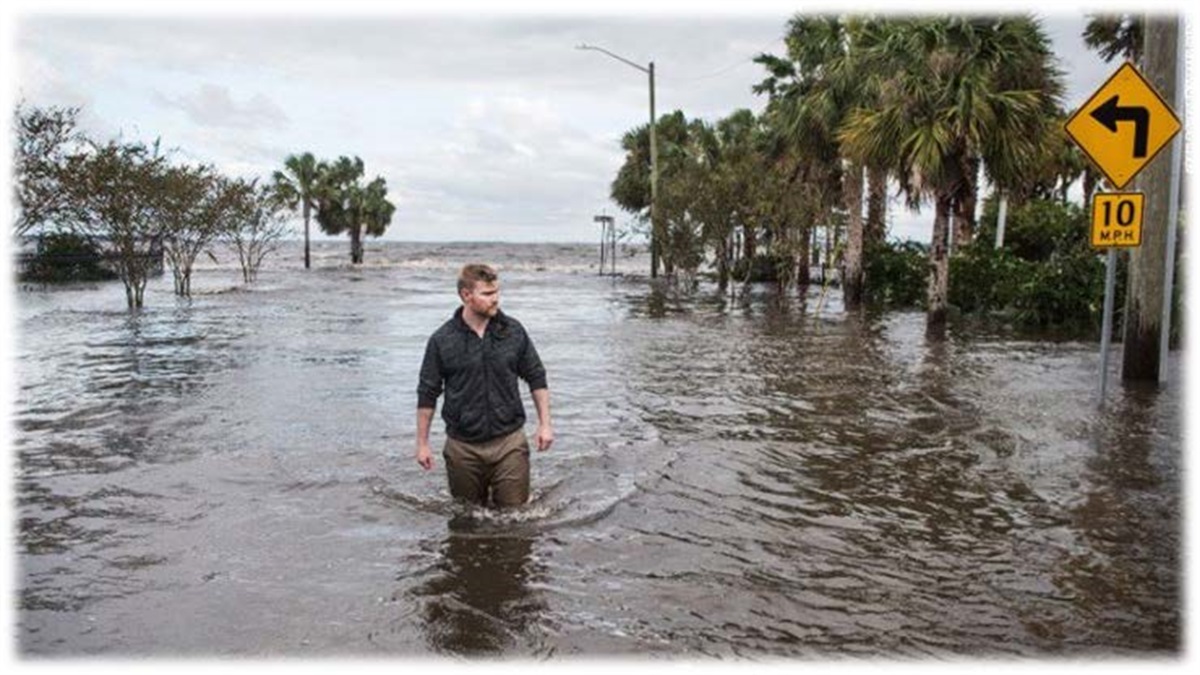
[417,307,547,443]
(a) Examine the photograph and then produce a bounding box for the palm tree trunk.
[302,201,311,269]
[952,159,979,252]
[350,226,363,264]
[866,165,887,250]
[843,161,865,308]
[1083,169,1098,204]
[927,194,952,338]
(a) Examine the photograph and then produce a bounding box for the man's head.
[458,263,500,319]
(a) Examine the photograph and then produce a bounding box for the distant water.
[15,241,1181,657]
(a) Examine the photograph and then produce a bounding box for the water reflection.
[414,532,545,656]
[16,244,1181,656]
[1049,382,1181,651]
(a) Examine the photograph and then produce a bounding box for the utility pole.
[648,61,659,279]
[578,44,660,278]
[1121,15,1179,382]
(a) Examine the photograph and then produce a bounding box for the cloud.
[11,10,1123,243]
[154,83,289,131]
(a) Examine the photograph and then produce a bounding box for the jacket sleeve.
[416,335,443,408]
[518,331,548,391]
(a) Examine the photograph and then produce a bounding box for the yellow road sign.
[1091,192,1144,248]
[1065,62,1181,190]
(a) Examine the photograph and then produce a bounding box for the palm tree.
[273,152,320,269]
[313,156,395,264]
[755,15,886,308]
[611,111,694,278]
[840,16,1064,338]
[1083,14,1143,64]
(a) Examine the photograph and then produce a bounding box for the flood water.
[13,241,1182,658]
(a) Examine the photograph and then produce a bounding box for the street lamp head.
[576,43,649,74]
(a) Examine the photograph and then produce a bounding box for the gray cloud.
[13,9,1131,243]
[154,83,289,130]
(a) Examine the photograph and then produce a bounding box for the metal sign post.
[1098,249,1118,406]
[1090,192,1145,406]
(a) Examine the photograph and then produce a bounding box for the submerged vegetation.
[607,13,1178,341]
[14,13,1178,343]
[13,103,395,308]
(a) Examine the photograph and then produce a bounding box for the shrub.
[949,244,1028,314]
[864,240,927,307]
[977,197,1088,262]
[20,232,118,283]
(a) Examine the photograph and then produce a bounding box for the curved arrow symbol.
[1090,95,1149,158]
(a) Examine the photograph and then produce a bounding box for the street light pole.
[578,43,660,278]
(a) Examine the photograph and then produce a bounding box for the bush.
[949,245,1028,314]
[870,197,1108,332]
[977,197,1088,262]
[20,232,118,283]
[954,197,1105,331]
[864,240,927,307]
[1011,250,1105,330]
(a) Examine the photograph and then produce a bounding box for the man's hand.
[535,424,554,452]
[416,443,435,470]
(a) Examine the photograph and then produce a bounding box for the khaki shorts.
[443,428,530,508]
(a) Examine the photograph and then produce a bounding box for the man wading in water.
[415,264,553,508]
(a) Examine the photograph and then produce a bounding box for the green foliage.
[977,197,1088,262]
[863,240,927,307]
[953,197,1105,331]
[1083,14,1143,63]
[312,155,395,264]
[21,232,117,282]
[949,245,1026,314]
[14,102,82,237]
[61,139,171,309]
[1008,248,1105,330]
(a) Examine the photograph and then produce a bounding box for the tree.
[313,156,395,264]
[1083,14,1143,64]
[1021,113,1092,205]
[225,180,289,283]
[160,163,222,297]
[840,16,1063,338]
[754,67,843,292]
[14,103,83,237]
[611,111,694,278]
[60,140,168,309]
[273,152,320,269]
[754,15,890,308]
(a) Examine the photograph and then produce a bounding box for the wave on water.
[365,440,669,537]
[192,241,645,277]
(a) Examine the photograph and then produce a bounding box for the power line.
[657,34,784,87]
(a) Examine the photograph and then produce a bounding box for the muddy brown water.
[14,242,1181,657]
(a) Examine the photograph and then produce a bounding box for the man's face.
[462,280,499,318]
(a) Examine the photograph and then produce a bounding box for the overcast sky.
[4,1,1186,244]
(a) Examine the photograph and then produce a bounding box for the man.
[415,263,553,508]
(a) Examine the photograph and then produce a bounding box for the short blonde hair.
[458,263,498,294]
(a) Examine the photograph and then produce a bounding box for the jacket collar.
[452,306,509,337]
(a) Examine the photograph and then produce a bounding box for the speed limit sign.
[1090,192,1145,248]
